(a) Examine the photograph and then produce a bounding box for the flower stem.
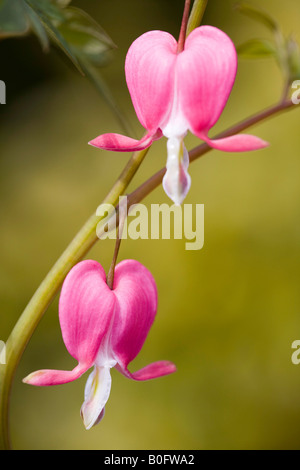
[127,99,296,207]
[0,98,297,449]
[106,200,127,289]
[186,0,208,36]
[0,147,149,450]
[0,3,210,446]
[177,0,192,53]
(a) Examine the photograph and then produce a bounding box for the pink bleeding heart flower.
[23,259,176,429]
[89,26,268,205]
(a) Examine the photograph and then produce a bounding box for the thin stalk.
[0,1,213,446]
[186,0,208,36]
[177,0,191,53]
[0,93,296,449]
[127,99,295,206]
[106,200,127,289]
[0,146,149,450]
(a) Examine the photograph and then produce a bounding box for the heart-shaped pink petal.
[125,30,177,132]
[110,259,157,366]
[177,26,238,136]
[59,260,116,366]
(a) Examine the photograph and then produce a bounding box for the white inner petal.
[160,64,191,205]
[161,60,189,139]
[81,323,117,430]
[81,364,115,430]
[162,113,188,140]
[162,136,191,206]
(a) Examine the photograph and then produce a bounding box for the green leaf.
[286,37,300,81]
[237,38,276,59]
[234,2,279,33]
[23,2,49,51]
[57,7,115,65]
[0,0,122,117]
[0,0,29,37]
[52,0,72,6]
[25,0,65,22]
[24,0,82,72]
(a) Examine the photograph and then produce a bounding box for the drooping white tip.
[80,366,112,430]
[162,137,191,205]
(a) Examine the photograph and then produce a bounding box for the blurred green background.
[1,0,300,450]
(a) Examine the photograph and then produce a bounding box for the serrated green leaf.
[234,2,278,33]
[237,38,276,58]
[0,0,29,37]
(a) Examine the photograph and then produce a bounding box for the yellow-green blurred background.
[1,0,300,449]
